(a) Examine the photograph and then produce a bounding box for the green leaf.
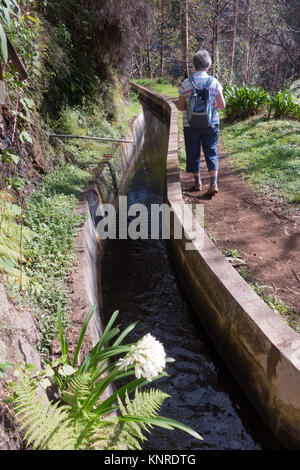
[19,131,32,144]
[4,176,12,188]
[2,149,11,163]
[0,258,15,273]
[120,415,203,441]
[39,378,51,389]
[0,22,7,63]
[0,362,12,369]
[44,364,55,377]
[58,364,76,377]
[9,152,20,164]
[13,177,24,190]
[20,97,35,110]
[112,321,138,347]
[71,305,96,368]
[94,309,120,353]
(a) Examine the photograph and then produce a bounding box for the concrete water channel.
[99,105,281,450]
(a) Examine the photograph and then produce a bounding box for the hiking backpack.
[186,75,213,128]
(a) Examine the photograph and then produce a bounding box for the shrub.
[223,85,270,121]
[268,88,300,120]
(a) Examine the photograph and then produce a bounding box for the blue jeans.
[183,124,219,173]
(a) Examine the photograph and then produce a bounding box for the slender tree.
[229,0,239,83]
[159,0,165,76]
[211,1,220,65]
[242,0,251,85]
[182,0,189,78]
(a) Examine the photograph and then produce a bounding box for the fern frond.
[61,373,106,449]
[61,373,91,413]
[89,416,122,450]
[13,375,76,450]
[91,388,169,450]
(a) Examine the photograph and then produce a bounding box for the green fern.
[61,373,91,412]
[91,389,170,450]
[13,374,76,450]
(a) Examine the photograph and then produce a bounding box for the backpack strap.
[189,74,213,91]
[205,76,213,89]
[189,74,197,90]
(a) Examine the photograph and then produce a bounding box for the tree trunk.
[182,0,189,78]
[211,1,220,69]
[146,41,152,78]
[229,0,239,83]
[242,0,251,85]
[160,0,165,77]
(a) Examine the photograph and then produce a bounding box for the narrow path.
[181,141,300,323]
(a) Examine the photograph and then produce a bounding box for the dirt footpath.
[180,142,300,320]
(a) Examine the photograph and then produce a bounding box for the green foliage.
[222,248,240,258]
[0,195,36,287]
[0,362,12,378]
[222,85,300,122]
[250,283,300,334]
[268,88,300,120]
[93,389,170,450]
[221,117,300,204]
[22,166,90,355]
[8,307,202,450]
[223,85,270,121]
[132,78,178,98]
[12,366,76,450]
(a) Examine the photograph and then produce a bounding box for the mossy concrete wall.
[131,81,300,450]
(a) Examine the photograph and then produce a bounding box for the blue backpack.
[186,75,213,128]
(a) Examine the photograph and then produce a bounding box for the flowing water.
[100,108,281,450]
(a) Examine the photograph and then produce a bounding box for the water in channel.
[100,107,281,450]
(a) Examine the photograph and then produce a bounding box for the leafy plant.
[223,85,270,121]
[8,306,202,450]
[0,362,12,378]
[222,248,240,258]
[267,88,300,120]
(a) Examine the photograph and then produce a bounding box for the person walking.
[178,49,226,196]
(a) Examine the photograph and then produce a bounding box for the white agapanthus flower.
[117,333,166,381]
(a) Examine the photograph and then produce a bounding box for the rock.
[0,282,45,450]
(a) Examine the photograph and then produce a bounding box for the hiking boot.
[186,183,202,192]
[205,183,218,196]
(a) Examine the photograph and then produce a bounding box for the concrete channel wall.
[73,111,146,349]
[131,82,300,449]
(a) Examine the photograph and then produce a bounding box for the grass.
[132,78,179,98]
[238,266,300,333]
[220,116,300,205]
